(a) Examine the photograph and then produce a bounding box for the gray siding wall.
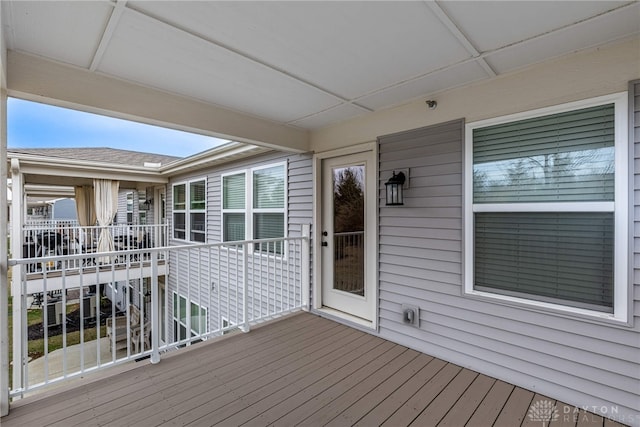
[166,151,313,337]
[632,80,640,327]
[377,117,639,422]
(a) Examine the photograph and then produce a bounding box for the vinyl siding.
[377,116,640,423]
[166,152,313,338]
[633,80,640,340]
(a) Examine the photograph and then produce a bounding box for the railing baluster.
[150,251,160,364]
[241,242,249,333]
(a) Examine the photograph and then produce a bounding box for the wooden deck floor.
[1,312,624,427]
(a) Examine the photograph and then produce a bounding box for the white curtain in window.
[94,179,119,263]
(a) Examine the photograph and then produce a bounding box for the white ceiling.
[3,0,639,131]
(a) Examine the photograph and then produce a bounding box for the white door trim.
[312,142,378,329]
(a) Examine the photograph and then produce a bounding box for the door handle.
[321,242,328,247]
[322,231,328,236]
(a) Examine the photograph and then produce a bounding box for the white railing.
[20,223,168,273]
[6,229,309,400]
[25,219,80,228]
[334,231,365,295]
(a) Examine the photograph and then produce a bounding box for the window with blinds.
[222,163,286,254]
[173,184,186,240]
[126,192,134,225]
[253,165,285,253]
[189,181,206,242]
[473,104,615,203]
[172,179,206,242]
[466,95,628,317]
[222,173,246,243]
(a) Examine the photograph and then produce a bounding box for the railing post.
[0,81,9,416]
[150,251,160,364]
[301,224,310,311]
[240,242,250,333]
[9,160,24,397]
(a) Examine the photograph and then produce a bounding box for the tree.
[333,167,364,233]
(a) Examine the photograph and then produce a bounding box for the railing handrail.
[333,230,365,237]
[9,235,309,266]
[22,223,164,230]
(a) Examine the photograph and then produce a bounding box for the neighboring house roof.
[6,142,276,189]
[8,147,181,167]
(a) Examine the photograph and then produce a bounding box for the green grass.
[28,326,107,359]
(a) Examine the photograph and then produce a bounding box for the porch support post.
[0,8,9,412]
[0,42,8,419]
[9,160,23,394]
[240,242,250,333]
[301,224,310,311]
[150,251,160,364]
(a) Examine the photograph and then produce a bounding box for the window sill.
[464,289,632,329]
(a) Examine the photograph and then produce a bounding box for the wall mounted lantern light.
[141,198,154,211]
[385,171,406,206]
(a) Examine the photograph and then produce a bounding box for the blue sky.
[8,98,228,158]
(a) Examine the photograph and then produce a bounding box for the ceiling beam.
[7,51,310,153]
[90,0,128,72]
[424,1,497,78]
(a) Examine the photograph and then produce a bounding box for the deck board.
[0,312,623,427]
[438,373,496,427]
[381,362,462,426]
[494,385,535,427]
[352,357,448,426]
[323,353,434,427]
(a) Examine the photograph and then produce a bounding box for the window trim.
[172,178,207,243]
[464,92,629,323]
[221,161,288,255]
[220,170,247,243]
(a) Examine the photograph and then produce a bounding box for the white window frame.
[126,192,134,225]
[173,292,208,340]
[221,161,288,255]
[464,92,629,323]
[172,178,207,243]
[221,170,247,243]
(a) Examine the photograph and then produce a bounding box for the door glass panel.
[333,166,365,296]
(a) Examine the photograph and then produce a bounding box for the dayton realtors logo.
[528,400,632,426]
[528,400,559,426]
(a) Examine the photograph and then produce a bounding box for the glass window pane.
[474,212,613,312]
[190,180,206,210]
[173,184,186,210]
[190,212,206,242]
[254,213,284,253]
[223,213,245,242]
[126,193,133,212]
[179,296,187,323]
[173,213,185,239]
[223,174,245,209]
[253,165,285,208]
[473,104,615,203]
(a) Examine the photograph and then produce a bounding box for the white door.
[321,151,376,321]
